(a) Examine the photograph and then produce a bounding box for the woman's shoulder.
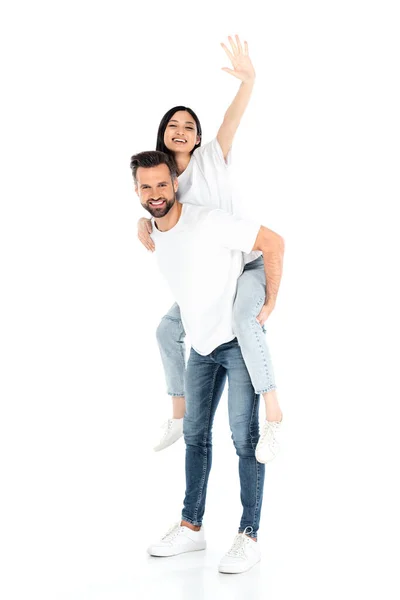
[193,137,231,169]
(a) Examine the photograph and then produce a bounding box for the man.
[131,150,284,574]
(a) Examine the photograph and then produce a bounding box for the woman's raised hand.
[220,35,255,83]
[137,217,155,252]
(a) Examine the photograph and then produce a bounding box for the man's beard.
[142,196,175,218]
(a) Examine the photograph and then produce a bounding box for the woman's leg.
[232,257,282,423]
[155,303,186,418]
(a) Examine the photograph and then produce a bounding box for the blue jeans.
[156,256,276,396]
[181,338,265,537]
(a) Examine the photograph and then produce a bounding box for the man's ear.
[173,177,179,193]
[134,184,139,196]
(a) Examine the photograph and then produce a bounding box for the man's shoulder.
[182,203,213,220]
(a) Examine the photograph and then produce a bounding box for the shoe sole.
[255,453,277,464]
[218,557,261,574]
[148,542,207,557]
[153,433,183,452]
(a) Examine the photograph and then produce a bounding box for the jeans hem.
[238,528,258,540]
[181,515,203,527]
[167,392,185,397]
[255,385,277,395]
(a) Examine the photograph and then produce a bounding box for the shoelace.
[159,419,173,441]
[161,523,183,542]
[226,527,254,558]
[259,421,280,447]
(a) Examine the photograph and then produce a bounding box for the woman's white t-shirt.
[176,138,261,265]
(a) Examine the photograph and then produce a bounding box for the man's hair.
[130,150,177,183]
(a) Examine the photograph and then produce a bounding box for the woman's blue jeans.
[156,256,276,396]
[181,338,265,536]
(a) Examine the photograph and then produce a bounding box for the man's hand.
[137,217,155,252]
[256,300,276,327]
[220,35,256,83]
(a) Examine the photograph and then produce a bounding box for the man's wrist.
[265,297,276,307]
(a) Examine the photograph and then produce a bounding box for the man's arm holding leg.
[252,227,285,326]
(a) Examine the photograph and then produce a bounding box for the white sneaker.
[255,418,282,464]
[153,418,183,452]
[218,528,261,574]
[147,523,206,557]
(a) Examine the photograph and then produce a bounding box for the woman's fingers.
[228,35,238,56]
[146,220,153,234]
[221,42,234,63]
[138,233,155,251]
[235,34,243,54]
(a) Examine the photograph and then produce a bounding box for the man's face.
[135,164,178,218]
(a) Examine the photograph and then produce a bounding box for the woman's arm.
[217,35,256,160]
[138,217,155,252]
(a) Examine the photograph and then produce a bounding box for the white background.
[1,1,399,599]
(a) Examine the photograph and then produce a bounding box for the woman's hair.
[156,106,202,159]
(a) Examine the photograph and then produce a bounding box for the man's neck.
[154,201,183,232]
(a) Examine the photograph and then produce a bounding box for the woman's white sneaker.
[255,418,282,464]
[218,528,261,574]
[147,523,206,557]
[153,418,183,452]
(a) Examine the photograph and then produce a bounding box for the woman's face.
[163,111,200,154]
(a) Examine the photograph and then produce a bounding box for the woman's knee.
[233,294,264,335]
[156,316,182,348]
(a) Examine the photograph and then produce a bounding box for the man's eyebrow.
[140,181,169,187]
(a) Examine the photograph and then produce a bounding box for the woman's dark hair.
[156,106,202,160]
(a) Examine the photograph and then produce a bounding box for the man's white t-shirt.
[151,203,260,356]
[176,138,261,265]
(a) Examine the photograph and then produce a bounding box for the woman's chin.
[166,142,194,154]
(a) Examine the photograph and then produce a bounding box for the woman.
[138,36,283,463]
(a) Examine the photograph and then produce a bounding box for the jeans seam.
[250,295,272,392]
[192,363,222,523]
[249,391,261,535]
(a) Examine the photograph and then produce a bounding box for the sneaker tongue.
[228,534,247,556]
[162,523,180,541]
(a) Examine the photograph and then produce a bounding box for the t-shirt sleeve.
[206,209,260,254]
[194,137,232,168]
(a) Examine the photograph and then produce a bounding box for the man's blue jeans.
[181,338,265,538]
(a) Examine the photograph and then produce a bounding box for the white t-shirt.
[151,203,260,356]
[176,138,261,265]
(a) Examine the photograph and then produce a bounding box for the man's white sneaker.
[218,528,261,574]
[147,523,206,557]
[153,418,183,452]
[255,418,282,464]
